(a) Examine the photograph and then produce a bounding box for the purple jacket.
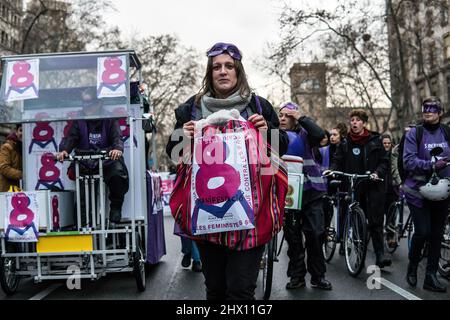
[403,126,450,207]
[287,128,327,194]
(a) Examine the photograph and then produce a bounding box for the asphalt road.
[1,214,449,301]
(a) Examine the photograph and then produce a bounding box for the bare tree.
[21,0,118,54]
[260,0,449,139]
[111,34,202,169]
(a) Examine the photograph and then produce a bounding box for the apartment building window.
[447,76,450,102]
[442,2,449,25]
[418,84,426,104]
[445,34,450,60]
[431,77,440,96]
[426,10,434,36]
[429,42,437,69]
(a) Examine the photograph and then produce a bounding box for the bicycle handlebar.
[55,149,112,162]
[323,170,384,182]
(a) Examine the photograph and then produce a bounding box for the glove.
[435,157,449,171]
[322,170,332,177]
[369,173,379,181]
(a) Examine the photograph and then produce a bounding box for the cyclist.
[325,109,391,268]
[57,88,129,224]
[403,96,449,293]
[279,101,332,290]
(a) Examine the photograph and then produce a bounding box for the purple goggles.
[280,102,299,111]
[422,101,442,113]
[206,43,242,60]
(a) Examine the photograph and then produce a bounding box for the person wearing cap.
[403,96,449,293]
[279,102,332,290]
[324,109,391,269]
[166,42,288,300]
[57,88,129,224]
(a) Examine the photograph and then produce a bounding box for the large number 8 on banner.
[10,193,34,228]
[194,136,240,205]
[11,61,34,88]
[102,57,126,85]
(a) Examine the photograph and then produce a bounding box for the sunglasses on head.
[206,43,242,61]
[281,102,299,111]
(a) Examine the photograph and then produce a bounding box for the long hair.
[195,56,252,105]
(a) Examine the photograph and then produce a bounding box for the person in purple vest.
[403,96,449,293]
[279,102,332,291]
[57,88,129,224]
[326,109,391,268]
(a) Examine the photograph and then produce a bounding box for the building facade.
[289,62,390,134]
[388,0,450,131]
[0,1,23,141]
[0,0,22,56]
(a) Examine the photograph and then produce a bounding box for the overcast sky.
[104,0,336,99]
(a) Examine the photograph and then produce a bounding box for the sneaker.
[286,277,306,290]
[311,277,333,290]
[181,254,191,268]
[375,253,392,268]
[192,261,202,272]
[423,274,447,293]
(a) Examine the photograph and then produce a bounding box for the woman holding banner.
[166,42,288,300]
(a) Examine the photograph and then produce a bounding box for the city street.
[1,214,448,301]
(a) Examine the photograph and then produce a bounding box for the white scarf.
[200,91,251,119]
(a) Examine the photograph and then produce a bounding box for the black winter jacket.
[166,94,288,161]
[330,131,389,192]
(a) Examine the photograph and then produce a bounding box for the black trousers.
[284,197,326,280]
[407,200,448,274]
[77,160,129,224]
[196,242,264,300]
[355,186,385,256]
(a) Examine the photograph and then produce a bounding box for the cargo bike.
[0,50,157,295]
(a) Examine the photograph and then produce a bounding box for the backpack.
[397,124,450,183]
[169,96,287,250]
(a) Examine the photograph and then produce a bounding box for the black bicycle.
[322,182,346,263]
[383,192,414,254]
[260,233,279,300]
[439,212,450,279]
[324,171,382,277]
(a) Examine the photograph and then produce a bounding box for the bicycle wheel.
[261,236,275,300]
[323,205,337,263]
[438,216,450,279]
[0,243,20,296]
[344,206,367,277]
[384,202,400,254]
[133,232,146,292]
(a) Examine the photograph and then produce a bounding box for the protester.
[166,42,288,300]
[0,124,22,192]
[403,97,449,293]
[57,88,129,224]
[325,109,391,268]
[279,102,332,290]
